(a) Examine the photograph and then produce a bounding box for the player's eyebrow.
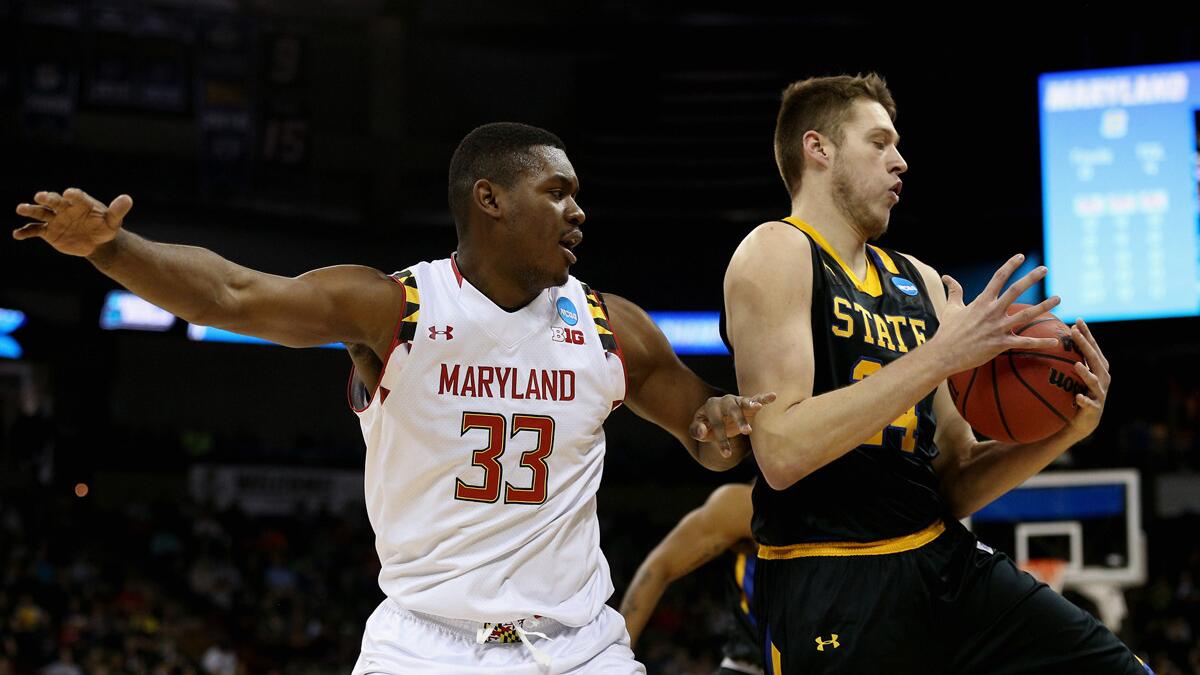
[867,126,900,145]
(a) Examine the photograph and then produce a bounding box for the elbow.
[755,439,816,491]
[948,506,972,521]
[938,472,977,520]
[639,555,678,587]
[943,493,975,521]
[759,465,807,491]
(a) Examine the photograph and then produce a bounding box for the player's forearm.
[86,229,256,327]
[754,345,949,489]
[618,565,671,648]
[940,428,1087,519]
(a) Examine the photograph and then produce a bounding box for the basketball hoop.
[1023,558,1069,593]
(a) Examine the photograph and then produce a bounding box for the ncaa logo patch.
[891,277,919,296]
[556,297,579,326]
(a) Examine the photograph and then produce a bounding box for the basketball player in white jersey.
[15,122,774,674]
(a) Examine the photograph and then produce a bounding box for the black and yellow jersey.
[747,217,944,546]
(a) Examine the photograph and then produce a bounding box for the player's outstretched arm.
[619,483,753,648]
[725,222,1062,491]
[15,189,404,355]
[905,257,1113,518]
[601,294,774,471]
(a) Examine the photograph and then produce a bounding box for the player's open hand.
[14,188,132,257]
[689,392,778,457]
[932,253,1063,375]
[1062,319,1110,440]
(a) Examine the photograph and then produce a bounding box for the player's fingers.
[15,203,54,221]
[62,187,92,206]
[747,392,777,407]
[943,275,964,306]
[1006,296,1060,328]
[107,194,133,222]
[1075,393,1102,411]
[689,416,709,442]
[717,431,733,458]
[1071,326,1110,388]
[1008,336,1060,351]
[721,399,752,435]
[997,265,1047,307]
[981,253,1025,299]
[1073,362,1106,404]
[12,223,49,240]
[33,191,64,210]
[1075,320,1109,372]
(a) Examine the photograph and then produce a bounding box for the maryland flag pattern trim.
[579,282,627,409]
[393,269,420,344]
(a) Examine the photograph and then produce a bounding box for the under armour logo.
[815,634,840,651]
[429,325,454,340]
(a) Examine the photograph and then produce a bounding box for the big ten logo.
[551,327,585,345]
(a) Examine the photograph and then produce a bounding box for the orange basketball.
[946,304,1085,443]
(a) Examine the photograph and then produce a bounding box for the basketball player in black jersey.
[723,74,1150,674]
[619,482,762,675]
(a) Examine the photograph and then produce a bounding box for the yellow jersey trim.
[868,245,900,274]
[734,553,750,615]
[757,520,945,560]
[783,216,883,297]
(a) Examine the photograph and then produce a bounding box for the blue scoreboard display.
[1040,61,1200,322]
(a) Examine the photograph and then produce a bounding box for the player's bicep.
[604,293,714,445]
[725,223,816,421]
[225,264,403,353]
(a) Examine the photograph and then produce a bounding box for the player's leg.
[938,527,1147,675]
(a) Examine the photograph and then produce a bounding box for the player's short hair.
[448,122,566,232]
[774,73,896,197]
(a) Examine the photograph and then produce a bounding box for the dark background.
[2,2,1199,674]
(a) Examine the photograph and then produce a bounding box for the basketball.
[946,304,1085,443]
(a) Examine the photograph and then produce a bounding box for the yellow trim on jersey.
[586,299,614,337]
[868,245,900,274]
[771,641,782,673]
[757,520,945,560]
[735,553,750,615]
[402,282,421,323]
[783,216,882,297]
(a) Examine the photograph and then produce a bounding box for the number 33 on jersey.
[347,256,627,625]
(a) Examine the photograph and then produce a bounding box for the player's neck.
[454,246,540,311]
[790,195,870,279]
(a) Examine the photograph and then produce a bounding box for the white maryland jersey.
[349,257,627,627]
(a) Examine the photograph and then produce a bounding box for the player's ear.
[803,130,831,168]
[473,179,503,220]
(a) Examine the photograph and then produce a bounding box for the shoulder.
[700,482,754,538]
[895,252,943,295]
[895,251,947,314]
[725,222,816,320]
[707,482,753,509]
[728,221,813,279]
[594,293,658,347]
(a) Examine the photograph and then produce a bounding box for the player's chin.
[538,260,570,288]
[865,213,890,240]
